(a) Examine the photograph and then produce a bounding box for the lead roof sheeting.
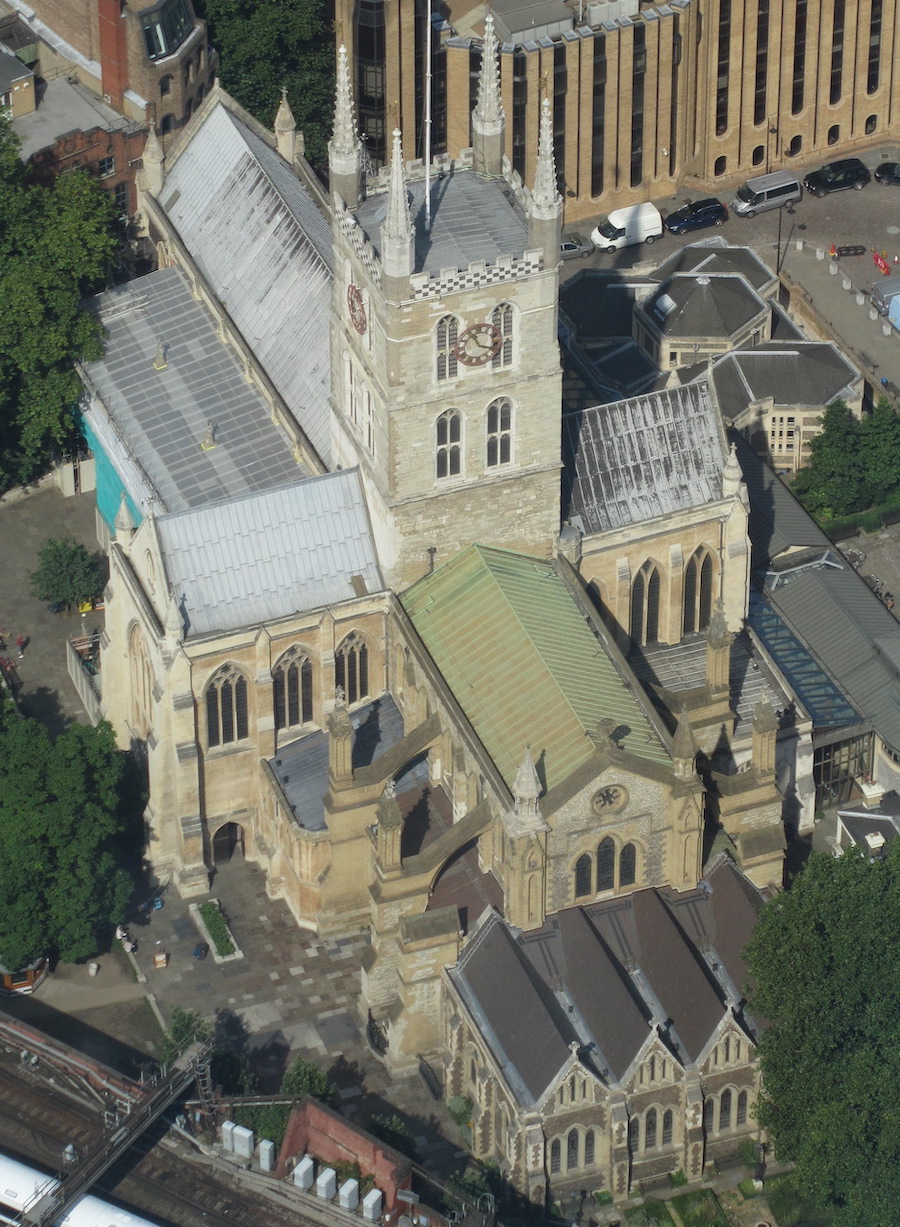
[355,170,528,274]
[562,381,724,534]
[160,103,334,466]
[155,469,383,636]
[82,266,303,516]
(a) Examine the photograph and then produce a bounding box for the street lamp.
[766,122,778,174]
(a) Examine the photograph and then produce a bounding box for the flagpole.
[425,0,432,232]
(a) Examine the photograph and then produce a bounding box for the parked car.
[874,162,900,186]
[664,198,728,234]
[803,159,871,197]
[560,233,594,259]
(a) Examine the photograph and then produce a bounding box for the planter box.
[189,899,244,964]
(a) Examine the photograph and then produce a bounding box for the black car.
[664,198,728,234]
[803,159,871,197]
[874,162,900,186]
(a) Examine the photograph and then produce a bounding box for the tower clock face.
[347,283,367,334]
[454,322,502,366]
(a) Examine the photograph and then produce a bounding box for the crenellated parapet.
[409,251,543,301]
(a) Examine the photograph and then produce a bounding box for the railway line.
[0,1052,327,1227]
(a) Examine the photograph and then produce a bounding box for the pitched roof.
[651,241,776,294]
[711,342,858,414]
[401,546,670,793]
[155,470,383,636]
[159,101,334,466]
[736,435,829,565]
[642,274,767,339]
[81,265,304,519]
[706,855,765,1003]
[562,381,726,534]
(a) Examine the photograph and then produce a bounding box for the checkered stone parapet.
[339,214,382,285]
[410,252,543,301]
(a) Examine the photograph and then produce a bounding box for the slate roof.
[562,381,726,534]
[736,435,828,566]
[0,44,28,91]
[401,545,671,794]
[711,342,858,416]
[155,470,383,637]
[355,170,528,275]
[651,240,776,294]
[269,695,421,832]
[159,101,334,466]
[81,265,303,518]
[450,862,762,1104]
[642,273,767,339]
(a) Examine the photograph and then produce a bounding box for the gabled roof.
[81,265,303,521]
[159,101,334,466]
[651,240,776,295]
[642,273,767,340]
[711,342,859,415]
[401,545,671,793]
[562,381,726,534]
[155,470,383,637]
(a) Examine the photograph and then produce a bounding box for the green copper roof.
[401,545,671,793]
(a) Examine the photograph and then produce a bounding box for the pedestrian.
[15,635,24,660]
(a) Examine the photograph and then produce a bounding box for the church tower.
[328,33,563,588]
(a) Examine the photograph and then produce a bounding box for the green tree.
[366,1112,419,1161]
[746,843,900,1227]
[791,398,864,519]
[280,1054,335,1104]
[30,536,104,610]
[161,1006,214,1065]
[0,697,135,967]
[198,0,334,165]
[858,396,900,507]
[0,114,117,488]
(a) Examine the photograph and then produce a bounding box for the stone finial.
[377,777,403,828]
[513,745,542,818]
[164,590,184,643]
[141,119,165,196]
[672,706,698,778]
[706,598,731,646]
[381,127,414,288]
[331,45,357,157]
[475,13,503,125]
[722,441,744,499]
[274,86,297,162]
[114,491,135,539]
[530,97,561,221]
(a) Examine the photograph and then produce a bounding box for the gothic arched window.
[645,1108,657,1149]
[550,1138,561,1174]
[631,561,661,645]
[736,1090,748,1126]
[703,1098,714,1135]
[597,837,615,891]
[575,854,592,897]
[436,410,462,478]
[206,666,249,747]
[620,842,637,887]
[436,315,459,381]
[129,623,153,739]
[491,302,514,368]
[662,1109,673,1146]
[719,1088,733,1131]
[628,1117,639,1153]
[335,634,369,705]
[486,397,512,467]
[683,547,715,635]
[273,648,313,730]
[567,1129,579,1170]
[584,1129,595,1166]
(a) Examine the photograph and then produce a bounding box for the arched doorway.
[212,822,244,864]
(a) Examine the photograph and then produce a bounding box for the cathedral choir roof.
[401,545,671,794]
[159,101,334,466]
[154,469,383,636]
[449,856,762,1105]
[562,380,726,535]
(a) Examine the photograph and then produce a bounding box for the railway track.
[0,1053,324,1227]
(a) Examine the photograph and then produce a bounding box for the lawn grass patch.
[624,1199,673,1224]
[669,1189,729,1227]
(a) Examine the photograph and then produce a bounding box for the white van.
[731,171,802,217]
[590,202,663,252]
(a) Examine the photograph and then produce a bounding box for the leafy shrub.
[448,1095,473,1128]
[234,1102,290,1148]
[670,1168,689,1187]
[281,1055,335,1105]
[366,1112,419,1161]
[199,899,235,956]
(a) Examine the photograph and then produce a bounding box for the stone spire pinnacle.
[530,96,561,220]
[381,127,414,292]
[164,590,184,643]
[672,706,698,779]
[472,12,506,178]
[114,491,135,539]
[274,86,297,162]
[328,45,361,208]
[141,119,165,196]
[513,745,542,818]
[722,441,744,499]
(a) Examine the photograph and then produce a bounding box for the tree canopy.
[0,114,117,490]
[0,696,136,968]
[792,396,900,520]
[197,0,334,165]
[30,536,104,610]
[746,843,900,1227]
